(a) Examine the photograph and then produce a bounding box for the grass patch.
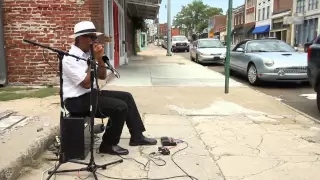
[0,87,59,101]
[0,87,32,92]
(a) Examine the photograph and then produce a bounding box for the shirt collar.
[70,45,90,58]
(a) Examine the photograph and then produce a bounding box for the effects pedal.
[161,136,177,146]
[158,147,170,155]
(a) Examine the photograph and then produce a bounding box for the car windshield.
[172,36,187,41]
[198,40,224,48]
[247,40,295,52]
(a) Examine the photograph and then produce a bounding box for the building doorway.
[281,30,287,42]
[275,31,281,40]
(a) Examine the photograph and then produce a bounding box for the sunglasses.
[82,34,98,41]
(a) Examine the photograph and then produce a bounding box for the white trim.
[113,0,124,13]
[271,10,291,19]
[103,0,115,68]
[109,0,115,67]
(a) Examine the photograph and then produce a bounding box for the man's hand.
[93,43,107,80]
[93,43,104,63]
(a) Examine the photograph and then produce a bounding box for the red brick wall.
[172,28,180,36]
[159,24,165,36]
[3,0,104,85]
[273,0,293,14]
[213,15,226,32]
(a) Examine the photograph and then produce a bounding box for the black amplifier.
[60,116,91,162]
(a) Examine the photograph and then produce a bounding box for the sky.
[158,0,245,24]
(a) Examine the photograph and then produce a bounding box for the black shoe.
[129,135,157,146]
[99,145,129,155]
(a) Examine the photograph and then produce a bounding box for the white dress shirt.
[62,45,96,101]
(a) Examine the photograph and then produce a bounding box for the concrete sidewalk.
[8,45,320,180]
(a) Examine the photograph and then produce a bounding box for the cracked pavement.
[17,103,320,180]
[192,114,320,180]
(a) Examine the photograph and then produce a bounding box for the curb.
[250,88,320,124]
[0,125,59,180]
[275,98,320,124]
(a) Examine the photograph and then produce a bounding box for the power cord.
[94,140,198,180]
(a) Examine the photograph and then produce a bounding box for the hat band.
[75,28,97,34]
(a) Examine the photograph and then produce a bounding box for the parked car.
[307,35,320,112]
[189,38,226,64]
[230,39,308,85]
[163,35,189,52]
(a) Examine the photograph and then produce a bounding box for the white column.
[109,0,114,66]
[103,0,110,58]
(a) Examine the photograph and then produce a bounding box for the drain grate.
[177,63,185,65]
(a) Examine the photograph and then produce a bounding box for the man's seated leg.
[99,90,157,146]
[65,92,129,155]
[95,94,129,155]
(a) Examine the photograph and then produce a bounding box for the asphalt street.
[176,51,320,121]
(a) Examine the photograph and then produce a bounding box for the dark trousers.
[65,90,146,145]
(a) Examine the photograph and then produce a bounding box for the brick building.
[244,0,256,39]
[0,0,160,85]
[270,0,293,44]
[159,23,167,37]
[219,26,227,42]
[232,5,245,44]
[213,15,227,39]
[159,23,185,38]
[252,0,274,38]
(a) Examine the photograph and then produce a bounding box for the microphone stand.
[23,40,123,180]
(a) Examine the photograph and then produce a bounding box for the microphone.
[102,55,120,78]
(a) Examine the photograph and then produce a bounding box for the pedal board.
[160,136,177,146]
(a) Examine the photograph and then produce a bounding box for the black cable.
[118,153,166,171]
[42,49,58,73]
[171,141,195,180]
[96,172,197,180]
[94,142,198,180]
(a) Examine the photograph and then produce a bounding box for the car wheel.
[186,49,189,52]
[247,64,260,85]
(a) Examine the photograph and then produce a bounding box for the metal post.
[166,0,172,56]
[225,0,233,94]
[0,0,8,86]
[157,15,160,46]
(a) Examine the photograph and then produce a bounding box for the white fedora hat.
[69,21,103,38]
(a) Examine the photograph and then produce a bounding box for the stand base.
[46,159,123,180]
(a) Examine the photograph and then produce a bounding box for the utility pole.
[166,0,172,56]
[225,0,233,94]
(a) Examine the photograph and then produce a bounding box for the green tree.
[173,0,223,34]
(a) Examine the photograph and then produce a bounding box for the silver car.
[190,38,226,63]
[230,39,308,85]
[163,35,189,52]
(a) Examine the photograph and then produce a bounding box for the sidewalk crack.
[189,118,226,180]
